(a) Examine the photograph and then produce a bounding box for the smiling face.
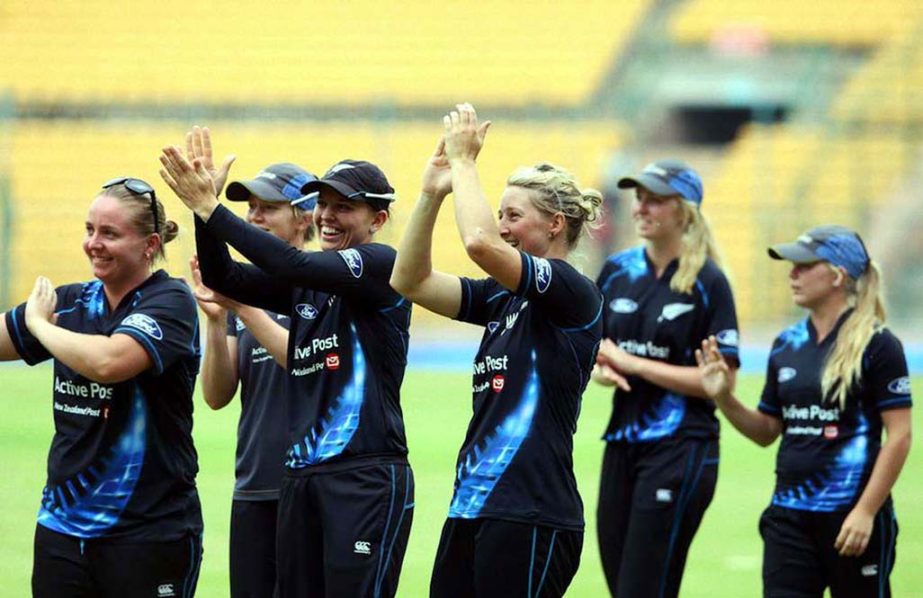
[313,188,387,251]
[82,194,153,288]
[246,196,309,246]
[631,187,685,242]
[789,261,843,309]
[497,186,557,256]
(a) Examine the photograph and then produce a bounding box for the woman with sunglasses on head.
[391,103,603,597]
[161,142,413,598]
[697,225,912,597]
[0,178,203,597]
[593,160,740,597]
[183,127,319,597]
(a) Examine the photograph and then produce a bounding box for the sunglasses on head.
[101,177,159,235]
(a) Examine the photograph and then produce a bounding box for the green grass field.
[1,365,920,596]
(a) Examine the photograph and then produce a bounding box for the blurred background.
[0,0,921,360]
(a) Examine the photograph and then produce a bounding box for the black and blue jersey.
[196,205,411,471]
[228,311,291,500]
[597,246,739,442]
[4,271,202,541]
[758,313,912,512]
[449,252,602,531]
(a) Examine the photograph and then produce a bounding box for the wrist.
[420,191,448,203]
[194,197,220,222]
[448,157,477,168]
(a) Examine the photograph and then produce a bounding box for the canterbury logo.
[354,540,371,555]
[658,303,695,322]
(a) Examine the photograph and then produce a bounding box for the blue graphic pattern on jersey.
[771,319,810,357]
[37,388,147,537]
[773,413,869,512]
[600,246,648,292]
[287,324,367,467]
[448,351,540,518]
[605,392,685,442]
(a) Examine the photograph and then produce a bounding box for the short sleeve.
[863,330,913,411]
[515,253,602,330]
[226,312,241,338]
[758,342,782,418]
[702,271,741,367]
[113,282,199,375]
[456,277,506,327]
[4,303,51,365]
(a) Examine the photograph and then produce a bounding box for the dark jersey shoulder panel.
[597,247,740,443]
[449,252,602,530]
[758,318,912,512]
[5,272,202,540]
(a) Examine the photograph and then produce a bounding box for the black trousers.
[760,503,898,597]
[230,499,278,598]
[430,518,583,598]
[32,524,202,598]
[596,437,718,598]
[276,461,414,598]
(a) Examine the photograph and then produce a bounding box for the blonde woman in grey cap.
[184,127,319,598]
[698,225,912,597]
[593,159,740,597]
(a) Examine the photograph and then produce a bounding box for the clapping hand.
[24,276,57,331]
[695,336,731,401]
[189,255,239,319]
[443,103,491,164]
[421,136,453,200]
[159,146,220,221]
[185,126,235,197]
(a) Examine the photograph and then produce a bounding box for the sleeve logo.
[235,317,246,332]
[534,257,552,294]
[777,367,797,383]
[887,376,911,395]
[338,249,364,278]
[609,298,638,314]
[716,329,739,347]
[120,313,163,340]
[295,303,318,319]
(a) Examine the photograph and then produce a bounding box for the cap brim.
[767,242,820,263]
[225,180,290,202]
[617,174,677,197]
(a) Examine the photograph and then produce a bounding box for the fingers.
[477,120,491,141]
[433,136,446,157]
[185,131,194,161]
[201,126,213,160]
[694,348,704,367]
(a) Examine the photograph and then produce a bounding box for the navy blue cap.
[768,225,871,279]
[226,163,318,209]
[618,159,704,206]
[301,159,395,205]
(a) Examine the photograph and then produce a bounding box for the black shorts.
[32,523,202,598]
[276,460,414,598]
[760,502,898,597]
[430,518,583,598]
[230,499,278,598]
[596,436,719,598]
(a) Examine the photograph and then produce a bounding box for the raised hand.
[24,276,57,331]
[443,103,491,164]
[189,255,237,320]
[159,146,220,221]
[421,136,453,199]
[696,336,731,401]
[185,126,235,197]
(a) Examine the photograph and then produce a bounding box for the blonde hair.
[292,205,315,243]
[506,163,603,249]
[100,185,179,262]
[822,261,886,409]
[669,199,722,294]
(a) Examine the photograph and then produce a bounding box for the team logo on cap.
[887,376,911,395]
[120,314,163,340]
[533,258,552,294]
[326,162,356,176]
[609,298,638,314]
[716,329,739,347]
[778,367,797,383]
[296,303,318,320]
[338,249,364,278]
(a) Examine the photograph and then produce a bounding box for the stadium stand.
[7,120,622,320]
[0,0,650,106]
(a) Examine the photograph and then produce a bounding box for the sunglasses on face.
[101,177,159,235]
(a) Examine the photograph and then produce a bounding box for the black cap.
[301,159,395,204]
[226,163,318,208]
[617,159,704,206]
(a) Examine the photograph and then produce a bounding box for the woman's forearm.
[200,315,238,410]
[852,413,911,516]
[714,391,782,447]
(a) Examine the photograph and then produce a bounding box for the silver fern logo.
[658,303,694,322]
